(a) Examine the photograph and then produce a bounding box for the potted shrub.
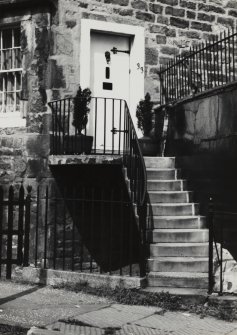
[136,93,158,156]
[66,85,93,154]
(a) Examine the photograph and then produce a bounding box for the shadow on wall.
[50,165,141,272]
[166,89,237,261]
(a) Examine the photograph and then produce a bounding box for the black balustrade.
[159,30,237,105]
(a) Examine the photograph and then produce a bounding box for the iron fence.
[0,185,31,279]
[208,197,237,295]
[159,30,237,105]
[34,185,147,278]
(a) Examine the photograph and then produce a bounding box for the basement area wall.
[166,84,237,260]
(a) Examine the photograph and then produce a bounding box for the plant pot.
[63,134,93,155]
[138,136,160,156]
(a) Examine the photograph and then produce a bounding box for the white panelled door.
[89,32,130,153]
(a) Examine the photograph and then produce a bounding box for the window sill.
[0,112,26,128]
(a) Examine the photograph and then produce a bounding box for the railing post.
[219,220,223,296]
[6,186,14,279]
[23,186,32,267]
[208,196,214,294]
[17,184,25,265]
[138,199,147,278]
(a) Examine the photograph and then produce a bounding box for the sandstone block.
[165,6,185,17]
[145,47,158,65]
[149,3,163,14]
[191,21,212,32]
[131,0,147,11]
[104,0,129,6]
[170,17,189,29]
[135,11,155,22]
[180,0,196,10]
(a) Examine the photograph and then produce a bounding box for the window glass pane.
[6,93,14,112]
[14,28,20,47]
[15,48,21,68]
[0,74,3,91]
[6,73,14,92]
[16,72,21,90]
[2,29,12,49]
[16,92,20,112]
[2,49,12,70]
[0,93,3,112]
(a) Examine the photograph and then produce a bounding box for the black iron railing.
[159,30,237,105]
[50,97,129,155]
[49,98,147,210]
[34,185,146,277]
[0,185,31,279]
[48,97,148,276]
[208,197,237,295]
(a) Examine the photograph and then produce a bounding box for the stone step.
[148,191,192,203]
[147,180,187,191]
[142,287,208,304]
[144,157,175,169]
[150,203,199,216]
[146,168,180,180]
[148,272,209,289]
[150,229,209,243]
[152,216,206,229]
[148,257,209,273]
[150,242,209,257]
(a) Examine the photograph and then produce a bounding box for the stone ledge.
[22,267,146,289]
[48,155,123,165]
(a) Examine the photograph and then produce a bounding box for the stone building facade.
[0,0,236,193]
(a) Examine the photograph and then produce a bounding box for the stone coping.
[48,155,123,165]
[22,267,146,289]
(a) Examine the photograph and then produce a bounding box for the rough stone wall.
[0,0,236,190]
[50,0,237,103]
[0,1,236,191]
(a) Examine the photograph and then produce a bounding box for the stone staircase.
[145,157,209,293]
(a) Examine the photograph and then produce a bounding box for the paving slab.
[68,304,160,328]
[133,311,237,335]
[49,322,104,335]
[119,324,171,335]
[0,281,111,328]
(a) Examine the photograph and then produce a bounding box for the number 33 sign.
[137,63,144,73]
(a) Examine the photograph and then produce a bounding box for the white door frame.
[80,19,145,128]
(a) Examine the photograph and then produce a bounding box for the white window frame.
[0,25,25,128]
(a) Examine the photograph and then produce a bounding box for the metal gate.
[0,185,31,279]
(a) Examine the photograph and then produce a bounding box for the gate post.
[6,186,14,279]
[23,186,32,267]
[208,196,214,294]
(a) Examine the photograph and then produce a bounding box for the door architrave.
[80,19,145,127]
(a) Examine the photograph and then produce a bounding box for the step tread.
[149,191,191,194]
[148,271,208,278]
[148,179,185,182]
[153,229,209,232]
[151,203,197,206]
[152,216,205,219]
[146,168,177,171]
[145,156,176,158]
[151,242,209,246]
[148,257,208,262]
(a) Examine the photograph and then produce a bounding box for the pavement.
[0,281,237,335]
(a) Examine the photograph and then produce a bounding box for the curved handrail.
[48,96,147,207]
[123,101,147,208]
